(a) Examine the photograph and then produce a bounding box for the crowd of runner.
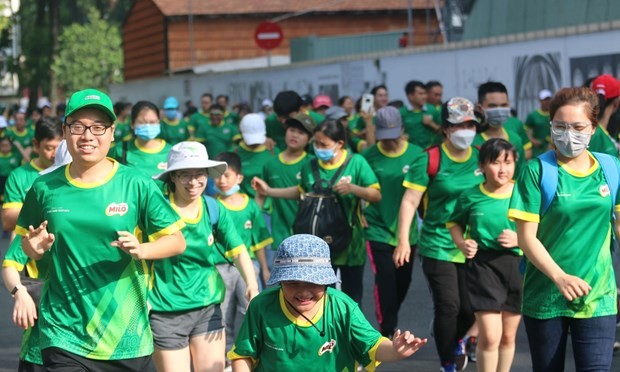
[0,76,619,372]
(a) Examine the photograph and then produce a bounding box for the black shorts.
[149,304,224,350]
[466,249,522,313]
[18,360,46,372]
[41,347,151,372]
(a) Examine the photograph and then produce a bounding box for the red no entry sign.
[254,21,283,51]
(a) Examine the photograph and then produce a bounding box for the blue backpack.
[203,195,219,228]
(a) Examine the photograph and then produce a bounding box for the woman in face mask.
[252,119,381,304]
[509,87,619,372]
[396,97,483,372]
[108,100,172,180]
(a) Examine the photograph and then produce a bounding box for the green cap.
[65,89,116,122]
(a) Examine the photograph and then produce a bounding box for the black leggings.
[368,241,414,336]
[421,256,474,364]
[334,265,365,304]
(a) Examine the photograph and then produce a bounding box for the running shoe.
[466,336,478,363]
[454,338,468,371]
[440,363,456,372]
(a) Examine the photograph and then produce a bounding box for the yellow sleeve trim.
[148,220,186,241]
[226,244,247,258]
[227,346,257,366]
[402,181,427,192]
[2,202,23,209]
[615,205,620,212]
[2,259,25,271]
[297,185,305,194]
[365,336,390,372]
[367,182,381,190]
[445,222,457,229]
[523,141,533,150]
[15,225,29,236]
[250,237,273,252]
[232,134,242,141]
[356,140,367,153]
[508,208,540,223]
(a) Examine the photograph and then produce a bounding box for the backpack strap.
[328,155,352,187]
[203,195,220,230]
[310,159,322,192]
[592,152,619,220]
[120,140,129,165]
[425,145,441,180]
[538,150,559,217]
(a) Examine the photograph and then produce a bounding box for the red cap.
[313,95,332,109]
[591,74,620,100]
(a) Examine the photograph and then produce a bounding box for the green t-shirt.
[361,142,423,246]
[160,118,190,145]
[525,109,550,157]
[299,151,380,266]
[188,111,210,134]
[262,152,309,249]
[350,116,373,153]
[149,194,246,312]
[237,142,279,199]
[309,110,325,125]
[2,235,50,365]
[265,113,287,152]
[504,117,532,152]
[108,138,171,179]
[447,183,520,254]
[508,153,618,319]
[224,111,240,127]
[403,144,483,262]
[0,150,22,177]
[213,194,272,264]
[399,104,442,149]
[228,286,387,371]
[2,160,44,209]
[16,161,185,360]
[588,126,619,157]
[7,127,35,149]
[473,128,526,176]
[193,121,240,158]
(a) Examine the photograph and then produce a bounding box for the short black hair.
[478,81,508,104]
[370,85,387,96]
[274,91,303,117]
[114,102,131,116]
[479,138,517,165]
[338,96,352,107]
[426,80,443,91]
[131,101,160,123]
[201,93,213,100]
[215,151,241,174]
[216,94,229,102]
[34,117,63,142]
[405,80,425,95]
[209,103,225,113]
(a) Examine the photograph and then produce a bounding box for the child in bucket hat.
[228,234,427,371]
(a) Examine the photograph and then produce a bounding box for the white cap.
[40,140,72,175]
[153,141,227,181]
[37,97,52,109]
[538,89,553,100]
[239,113,266,145]
[0,117,7,129]
[261,99,273,108]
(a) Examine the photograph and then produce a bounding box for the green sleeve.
[3,170,25,205]
[228,293,261,362]
[447,190,471,229]
[3,235,28,268]
[508,160,542,223]
[215,203,247,258]
[15,186,43,236]
[249,201,273,252]
[347,295,384,367]
[139,180,185,242]
[403,151,430,191]
[354,155,379,188]
[524,112,535,129]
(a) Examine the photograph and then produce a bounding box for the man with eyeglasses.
[16,88,187,371]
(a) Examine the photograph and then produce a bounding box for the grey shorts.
[149,304,224,350]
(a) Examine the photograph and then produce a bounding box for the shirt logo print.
[244,220,253,229]
[474,169,483,176]
[318,339,336,356]
[208,234,214,245]
[157,162,168,170]
[106,203,129,217]
[402,165,410,174]
[600,184,610,198]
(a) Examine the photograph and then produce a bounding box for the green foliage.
[52,8,123,93]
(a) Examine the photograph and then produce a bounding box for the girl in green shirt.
[448,138,521,372]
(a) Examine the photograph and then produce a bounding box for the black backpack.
[293,157,353,260]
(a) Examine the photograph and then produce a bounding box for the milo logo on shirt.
[474,168,483,176]
[600,184,610,197]
[318,339,336,356]
[402,165,410,174]
[244,220,253,229]
[157,162,168,170]
[296,171,302,180]
[106,203,129,217]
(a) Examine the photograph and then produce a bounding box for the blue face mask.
[134,124,161,140]
[164,109,177,121]
[215,184,240,197]
[313,145,337,162]
[8,119,15,126]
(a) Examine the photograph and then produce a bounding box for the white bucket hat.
[153,141,227,181]
[40,140,72,175]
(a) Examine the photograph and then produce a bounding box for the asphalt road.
[1,239,619,371]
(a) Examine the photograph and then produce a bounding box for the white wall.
[110,27,620,121]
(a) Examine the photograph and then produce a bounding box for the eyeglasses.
[174,171,208,184]
[549,121,592,135]
[66,123,111,136]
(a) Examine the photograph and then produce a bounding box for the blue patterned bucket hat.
[267,234,338,286]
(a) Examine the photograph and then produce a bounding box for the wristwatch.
[10,285,25,297]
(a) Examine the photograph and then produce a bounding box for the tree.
[51,8,122,94]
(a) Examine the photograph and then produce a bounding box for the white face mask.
[552,130,591,158]
[448,129,476,150]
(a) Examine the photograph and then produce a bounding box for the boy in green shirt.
[160,96,190,145]
[525,90,552,157]
[7,112,34,162]
[228,234,427,371]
